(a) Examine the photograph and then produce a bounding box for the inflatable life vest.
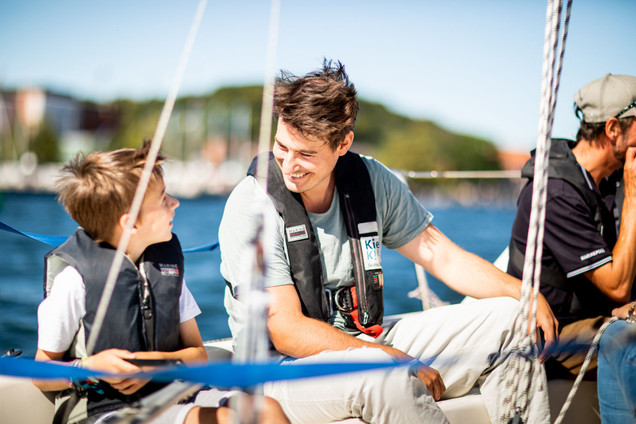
[44,228,183,422]
[509,139,618,310]
[247,151,384,337]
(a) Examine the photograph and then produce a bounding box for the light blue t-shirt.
[219,155,433,343]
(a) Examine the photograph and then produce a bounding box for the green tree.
[30,121,59,163]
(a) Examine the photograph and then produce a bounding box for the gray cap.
[574,73,636,123]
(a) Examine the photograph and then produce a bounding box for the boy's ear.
[119,213,138,233]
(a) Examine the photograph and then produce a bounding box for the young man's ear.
[337,131,354,156]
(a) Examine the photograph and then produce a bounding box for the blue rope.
[0,221,218,253]
[0,356,407,389]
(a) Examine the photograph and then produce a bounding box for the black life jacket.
[44,228,184,421]
[509,139,618,302]
[247,151,384,336]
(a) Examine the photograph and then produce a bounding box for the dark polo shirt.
[508,168,621,326]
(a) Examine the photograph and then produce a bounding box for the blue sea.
[0,192,516,357]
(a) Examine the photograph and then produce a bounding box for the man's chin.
[283,180,302,193]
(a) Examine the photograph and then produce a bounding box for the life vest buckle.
[334,287,355,312]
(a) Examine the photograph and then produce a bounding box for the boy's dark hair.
[56,141,165,242]
[274,59,359,150]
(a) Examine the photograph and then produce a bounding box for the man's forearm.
[268,314,411,361]
[588,196,636,301]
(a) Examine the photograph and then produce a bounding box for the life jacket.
[509,139,618,314]
[246,151,384,337]
[43,228,184,423]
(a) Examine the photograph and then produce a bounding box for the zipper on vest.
[138,259,156,351]
[343,193,370,326]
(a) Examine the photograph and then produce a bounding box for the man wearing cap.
[508,73,636,378]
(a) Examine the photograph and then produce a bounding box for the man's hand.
[84,348,150,395]
[623,147,636,199]
[611,301,636,319]
[416,364,446,401]
[531,293,559,363]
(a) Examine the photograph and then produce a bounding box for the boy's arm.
[33,348,144,393]
[33,319,205,395]
[132,318,207,364]
[32,349,68,391]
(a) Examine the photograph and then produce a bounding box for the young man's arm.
[397,223,559,360]
[266,284,446,400]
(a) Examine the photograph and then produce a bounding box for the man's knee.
[260,396,291,424]
[194,397,290,424]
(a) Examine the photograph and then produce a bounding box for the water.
[0,193,516,357]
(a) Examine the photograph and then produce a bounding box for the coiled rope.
[85,0,208,356]
[501,0,573,422]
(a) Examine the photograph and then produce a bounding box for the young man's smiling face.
[135,176,179,248]
[272,118,351,208]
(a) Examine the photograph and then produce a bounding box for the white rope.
[553,317,618,424]
[85,0,208,356]
[230,2,281,423]
[501,0,573,422]
[233,0,281,366]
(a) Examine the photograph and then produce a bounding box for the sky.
[1,0,635,152]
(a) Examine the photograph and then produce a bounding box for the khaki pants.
[265,297,551,424]
[545,315,612,379]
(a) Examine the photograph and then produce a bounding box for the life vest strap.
[349,287,383,337]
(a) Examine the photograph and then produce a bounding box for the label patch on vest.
[358,221,378,235]
[159,263,180,276]
[360,235,381,270]
[286,225,309,242]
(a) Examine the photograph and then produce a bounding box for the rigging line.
[255,0,281,189]
[529,0,563,338]
[85,0,208,356]
[530,0,572,339]
[230,3,281,422]
[553,317,618,424]
[503,1,573,422]
[234,0,281,365]
[547,0,573,133]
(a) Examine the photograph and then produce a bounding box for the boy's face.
[135,176,179,248]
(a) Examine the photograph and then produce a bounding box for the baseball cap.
[574,73,636,123]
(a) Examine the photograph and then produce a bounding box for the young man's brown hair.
[274,59,359,150]
[56,141,165,242]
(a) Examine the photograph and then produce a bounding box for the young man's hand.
[416,364,446,401]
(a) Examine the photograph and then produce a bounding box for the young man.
[220,60,558,423]
[508,74,636,378]
[34,143,288,424]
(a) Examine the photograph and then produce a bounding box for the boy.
[33,142,288,424]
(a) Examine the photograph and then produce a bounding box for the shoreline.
[0,160,524,206]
